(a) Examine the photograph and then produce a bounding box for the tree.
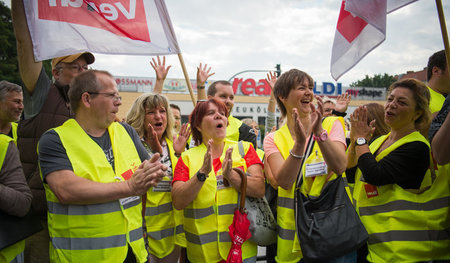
[350,73,397,90]
[0,1,21,84]
[0,1,51,86]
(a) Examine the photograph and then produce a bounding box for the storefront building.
[116,75,386,146]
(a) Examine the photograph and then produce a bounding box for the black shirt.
[346,141,429,189]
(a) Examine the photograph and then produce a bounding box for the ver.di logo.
[38,0,151,42]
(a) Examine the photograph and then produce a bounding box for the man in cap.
[12,1,95,261]
[38,69,166,262]
[0,81,24,142]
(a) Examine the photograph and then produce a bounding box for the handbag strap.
[296,134,315,188]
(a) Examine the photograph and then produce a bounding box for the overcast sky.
[4,0,450,86]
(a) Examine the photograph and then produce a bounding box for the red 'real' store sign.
[232,78,271,96]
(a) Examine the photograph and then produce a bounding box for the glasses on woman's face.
[88,92,122,102]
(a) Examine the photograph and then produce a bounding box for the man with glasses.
[12,1,96,261]
[38,70,166,262]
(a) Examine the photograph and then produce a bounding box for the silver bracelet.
[289,149,304,159]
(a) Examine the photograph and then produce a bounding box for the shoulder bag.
[236,141,277,246]
[294,136,368,262]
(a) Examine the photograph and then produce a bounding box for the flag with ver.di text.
[23,0,180,61]
[330,0,417,81]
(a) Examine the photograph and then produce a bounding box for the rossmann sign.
[231,78,386,100]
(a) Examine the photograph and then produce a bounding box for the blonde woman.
[126,93,190,262]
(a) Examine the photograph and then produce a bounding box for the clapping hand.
[145,123,163,155]
[173,123,191,156]
[350,106,375,142]
[335,93,351,113]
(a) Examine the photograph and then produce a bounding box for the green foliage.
[0,1,21,85]
[350,73,397,90]
[0,1,52,86]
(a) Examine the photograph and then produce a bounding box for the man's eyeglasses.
[88,92,122,102]
[57,64,89,72]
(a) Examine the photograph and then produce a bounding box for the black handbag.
[294,136,368,262]
[0,208,43,250]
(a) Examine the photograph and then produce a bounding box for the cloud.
[3,0,449,85]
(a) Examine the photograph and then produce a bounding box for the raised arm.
[196,63,215,101]
[334,93,351,114]
[265,72,277,132]
[12,0,42,94]
[150,56,171,94]
[431,108,450,165]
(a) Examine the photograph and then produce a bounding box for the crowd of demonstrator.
[1,2,449,262]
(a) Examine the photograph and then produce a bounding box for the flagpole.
[177,53,197,106]
[436,0,450,76]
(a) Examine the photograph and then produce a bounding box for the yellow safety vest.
[10,122,18,144]
[180,139,257,263]
[427,86,445,114]
[144,137,185,258]
[274,117,345,263]
[44,120,147,263]
[256,148,265,161]
[353,131,450,262]
[226,115,242,143]
[0,134,25,263]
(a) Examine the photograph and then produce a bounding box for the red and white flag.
[330,0,417,80]
[23,0,180,61]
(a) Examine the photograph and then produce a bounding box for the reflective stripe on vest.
[180,140,257,262]
[273,117,343,262]
[47,120,147,262]
[354,132,450,262]
[145,202,172,216]
[51,226,143,250]
[47,198,140,215]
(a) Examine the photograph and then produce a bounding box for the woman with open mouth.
[126,93,190,263]
[346,78,449,262]
[263,69,350,262]
[172,98,265,263]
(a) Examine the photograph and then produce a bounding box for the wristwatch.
[196,171,207,182]
[332,109,347,117]
[356,137,367,146]
[313,130,328,142]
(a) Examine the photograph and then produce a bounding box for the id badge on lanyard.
[216,169,230,190]
[115,175,140,206]
[304,150,328,177]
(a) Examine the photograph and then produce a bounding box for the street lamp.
[227,64,281,82]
